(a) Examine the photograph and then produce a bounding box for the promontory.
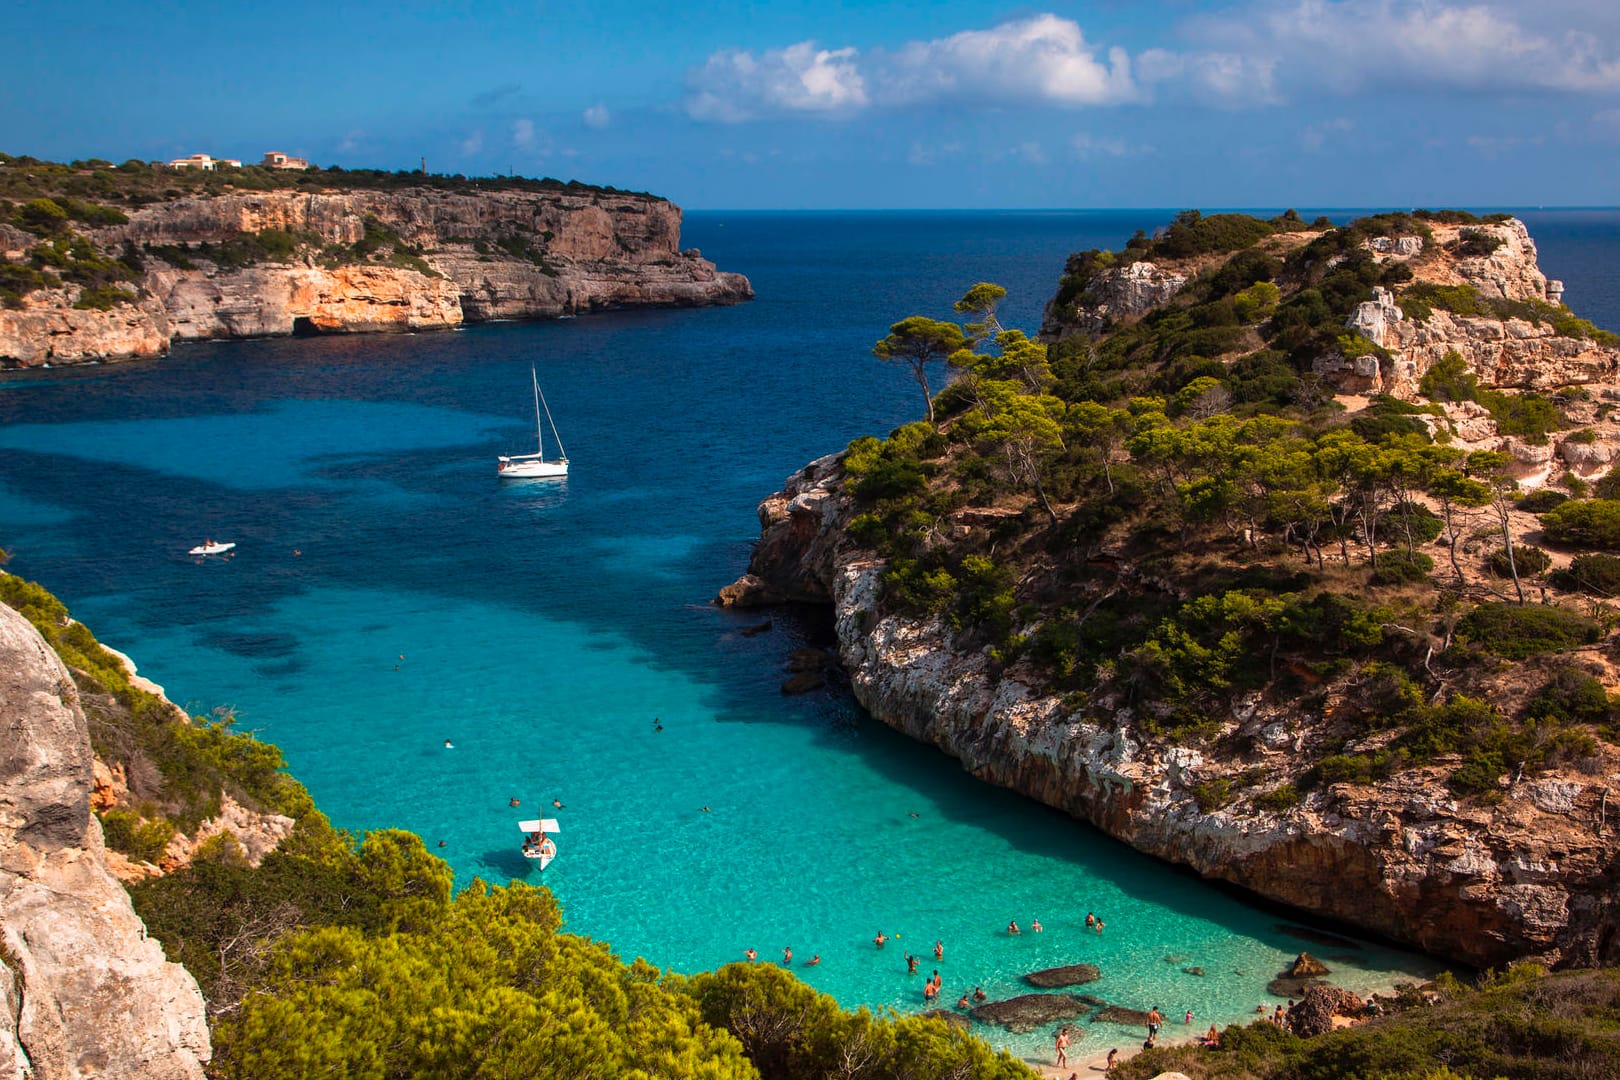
[724,209,1620,972]
[0,153,751,367]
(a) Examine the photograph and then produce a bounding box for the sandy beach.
[1024,1033,1196,1078]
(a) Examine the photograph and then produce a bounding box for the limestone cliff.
[0,603,209,1078]
[726,457,1620,971]
[0,187,751,368]
[724,212,1620,972]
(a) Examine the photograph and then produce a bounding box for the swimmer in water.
[745,948,756,962]
[553,798,564,809]
[509,797,521,807]
[443,739,454,749]
[874,932,887,948]
[934,940,943,960]
[807,954,821,966]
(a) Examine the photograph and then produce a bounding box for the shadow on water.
[480,848,539,879]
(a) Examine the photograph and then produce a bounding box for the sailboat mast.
[536,381,567,461]
[531,367,543,457]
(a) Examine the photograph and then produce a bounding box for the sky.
[5,0,1620,209]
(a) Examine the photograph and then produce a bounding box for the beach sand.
[1025,1033,1195,1078]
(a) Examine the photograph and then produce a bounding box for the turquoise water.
[6,209,1613,1060]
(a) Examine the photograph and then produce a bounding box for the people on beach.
[1054,1026,1070,1067]
[973,986,987,1002]
[783,947,792,965]
[1147,1006,1164,1040]
[1031,917,1043,933]
[1106,1048,1118,1070]
[874,931,887,948]
[934,939,944,960]
[1007,920,1020,935]
[1203,1023,1220,1047]
[745,948,757,962]
[1272,1004,1286,1025]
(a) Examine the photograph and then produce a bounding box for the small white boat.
[188,540,236,556]
[518,817,560,869]
[498,367,569,479]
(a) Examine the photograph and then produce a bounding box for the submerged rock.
[1092,1006,1152,1027]
[1024,963,1101,988]
[1267,976,1327,998]
[1273,924,1360,950]
[972,994,1092,1034]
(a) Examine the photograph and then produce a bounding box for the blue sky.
[5,0,1619,208]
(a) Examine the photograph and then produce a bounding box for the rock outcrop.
[1040,260,1188,339]
[726,457,1620,970]
[0,188,751,368]
[0,603,209,1078]
[1024,963,1102,988]
[971,993,1092,1033]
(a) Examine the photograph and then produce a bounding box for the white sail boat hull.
[498,456,568,478]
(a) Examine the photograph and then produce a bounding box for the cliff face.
[728,459,1620,971]
[0,188,751,368]
[0,604,209,1078]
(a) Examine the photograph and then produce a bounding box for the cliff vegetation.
[727,211,1620,970]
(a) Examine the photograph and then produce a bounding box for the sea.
[3,209,1617,1062]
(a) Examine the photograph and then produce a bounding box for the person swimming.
[443,739,454,749]
[509,797,521,807]
[1031,917,1043,932]
[934,940,944,960]
[874,932,887,948]
[1007,920,1021,935]
[973,987,987,1002]
[957,993,970,1008]
[806,954,821,966]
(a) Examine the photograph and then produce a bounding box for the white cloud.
[583,103,611,129]
[460,131,484,155]
[685,15,1133,122]
[878,14,1135,108]
[687,41,866,122]
[512,118,535,147]
[337,129,364,153]
[1174,0,1620,99]
[1137,48,1278,104]
[1012,140,1048,164]
[907,141,964,166]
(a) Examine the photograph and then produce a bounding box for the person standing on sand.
[1054,1026,1069,1067]
[1147,1005,1163,1042]
[1106,1048,1118,1070]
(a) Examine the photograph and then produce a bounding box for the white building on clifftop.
[166,153,241,170]
[261,151,309,170]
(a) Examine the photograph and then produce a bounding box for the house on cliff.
[261,150,309,170]
[165,153,240,170]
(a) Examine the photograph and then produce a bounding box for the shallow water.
[5,209,1614,1057]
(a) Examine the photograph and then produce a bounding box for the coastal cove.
[5,209,1618,1061]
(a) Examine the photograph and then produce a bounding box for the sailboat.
[518,817,560,868]
[497,367,569,479]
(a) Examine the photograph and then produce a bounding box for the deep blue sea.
[3,210,1616,1061]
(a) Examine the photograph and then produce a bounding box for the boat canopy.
[517,818,561,833]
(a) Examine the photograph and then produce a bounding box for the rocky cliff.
[0,603,209,1078]
[0,187,751,368]
[724,212,1620,972]
[727,456,1620,971]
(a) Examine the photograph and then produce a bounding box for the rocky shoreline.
[0,187,751,368]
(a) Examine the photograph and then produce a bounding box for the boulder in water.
[1182,966,1205,976]
[1290,952,1331,978]
[1024,963,1101,988]
[1267,975,1326,998]
[971,994,1091,1034]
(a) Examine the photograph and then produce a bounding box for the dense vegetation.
[855,211,1620,806]
[1112,965,1620,1080]
[0,566,1032,1079]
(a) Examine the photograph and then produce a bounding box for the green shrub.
[1455,602,1601,659]
[1453,229,1505,258]
[1554,552,1620,597]
[1523,668,1613,725]
[1311,753,1386,786]
[1385,502,1445,545]
[1371,549,1434,585]
[1478,388,1563,443]
[98,808,176,863]
[1418,351,1478,403]
[1488,545,1550,578]
[1192,778,1234,811]
[1541,499,1620,550]
[1517,489,1569,513]
[1252,784,1301,812]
